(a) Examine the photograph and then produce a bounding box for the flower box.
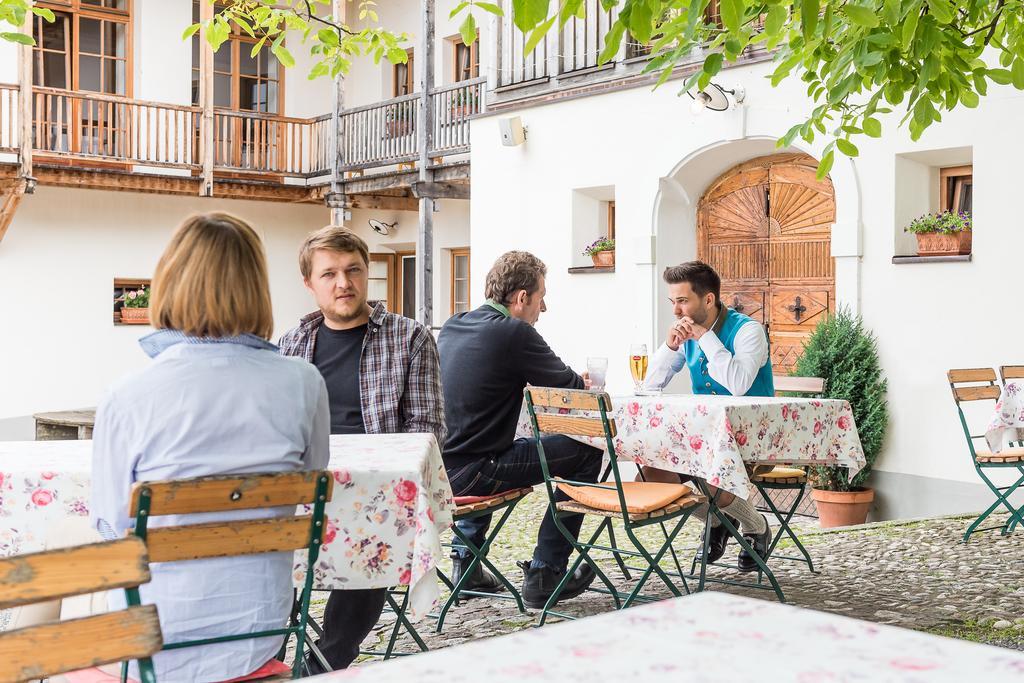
[914,230,972,256]
[120,307,150,324]
[590,250,615,268]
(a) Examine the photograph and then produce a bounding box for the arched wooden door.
[697,153,835,373]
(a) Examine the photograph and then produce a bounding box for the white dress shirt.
[92,331,330,682]
[645,320,769,397]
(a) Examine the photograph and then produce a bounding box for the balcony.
[0,77,484,204]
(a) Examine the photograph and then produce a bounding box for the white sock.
[721,497,767,535]
[688,502,721,527]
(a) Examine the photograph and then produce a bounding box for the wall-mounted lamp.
[687,82,746,114]
[369,219,398,236]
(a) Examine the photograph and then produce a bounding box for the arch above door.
[697,153,836,373]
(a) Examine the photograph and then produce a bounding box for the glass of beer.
[629,344,648,394]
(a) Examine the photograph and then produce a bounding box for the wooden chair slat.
[144,515,317,563]
[535,413,617,438]
[0,605,161,682]
[999,365,1024,382]
[526,388,610,411]
[0,537,149,610]
[953,385,1001,402]
[947,368,997,383]
[130,470,332,517]
[773,375,825,395]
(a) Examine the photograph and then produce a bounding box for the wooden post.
[486,4,501,91]
[416,0,436,328]
[17,3,33,185]
[329,0,347,226]
[199,0,215,196]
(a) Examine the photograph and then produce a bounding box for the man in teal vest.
[643,261,773,572]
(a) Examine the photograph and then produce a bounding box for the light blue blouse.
[91,330,330,682]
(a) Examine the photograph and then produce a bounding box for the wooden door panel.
[768,182,835,237]
[720,290,765,324]
[769,330,810,374]
[768,240,834,281]
[702,186,770,241]
[702,167,769,205]
[769,288,829,332]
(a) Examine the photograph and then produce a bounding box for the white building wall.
[468,58,1024,518]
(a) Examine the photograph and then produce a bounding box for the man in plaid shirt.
[279,227,445,673]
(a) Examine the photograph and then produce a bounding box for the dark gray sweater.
[437,305,584,466]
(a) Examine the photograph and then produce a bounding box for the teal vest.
[684,307,775,397]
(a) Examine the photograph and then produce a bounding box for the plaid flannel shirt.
[278,303,447,448]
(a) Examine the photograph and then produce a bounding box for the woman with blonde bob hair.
[90,212,330,681]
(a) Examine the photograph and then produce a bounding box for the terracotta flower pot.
[811,487,874,528]
[915,230,972,256]
[590,250,615,268]
[120,307,150,324]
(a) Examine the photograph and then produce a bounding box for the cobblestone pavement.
[305,494,1024,669]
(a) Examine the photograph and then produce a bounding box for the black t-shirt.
[313,323,368,435]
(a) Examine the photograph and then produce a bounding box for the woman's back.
[92,335,329,682]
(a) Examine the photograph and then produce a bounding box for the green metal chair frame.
[298,585,428,670]
[127,471,333,681]
[746,374,828,574]
[434,488,531,632]
[948,368,1024,542]
[524,387,703,626]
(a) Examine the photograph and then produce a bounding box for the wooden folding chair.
[948,369,1024,542]
[998,365,1024,384]
[524,387,704,626]
[433,487,533,633]
[0,537,161,683]
[129,471,333,680]
[747,375,826,574]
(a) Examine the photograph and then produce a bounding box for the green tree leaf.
[862,117,882,137]
[720,0,743,33]
[842,4,878,28]
[816,149,835,180]
[801,0,819,41]
[459,12,477,46]
[836,138,859,157]
[924,0,952,24]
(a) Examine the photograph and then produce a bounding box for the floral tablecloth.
[517,394,865,499]
[317,592,1024,683]
[985,380,1024,452]
[0,434,454,621]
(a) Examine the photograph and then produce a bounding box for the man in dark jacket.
[438,251,601,608]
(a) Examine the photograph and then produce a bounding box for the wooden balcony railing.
[0,82,480,181]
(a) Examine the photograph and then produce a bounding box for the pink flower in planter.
[837,415,852,430]
[31,489,53,506]
[394,479,418,502]
[689,435,703,451]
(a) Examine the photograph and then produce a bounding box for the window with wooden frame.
[452,36,479,82]
[113,277,150,325]
[940,165,973,215]
[190,0,283,113]
[393,49,415,97]
[368,253,396,312]
[450,248,470,316]
[607,201,616,240]
[32,1,131,156]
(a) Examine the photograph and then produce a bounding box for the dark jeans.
[448,436,602,571]
[316,588,388,670]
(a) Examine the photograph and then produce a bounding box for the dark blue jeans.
[447,436,602,571]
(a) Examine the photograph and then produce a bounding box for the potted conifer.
[794,308,888,527]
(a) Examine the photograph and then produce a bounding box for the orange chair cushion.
[975,447,1024,463]
[558,481,693,514]
[221,659,292,682]
[758,467,807,479]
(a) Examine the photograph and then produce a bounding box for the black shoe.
[738,515,772,573]
[693,514,737,565]
[519,560,597,609]
[451,550,505,595]
[302,648,331,675]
